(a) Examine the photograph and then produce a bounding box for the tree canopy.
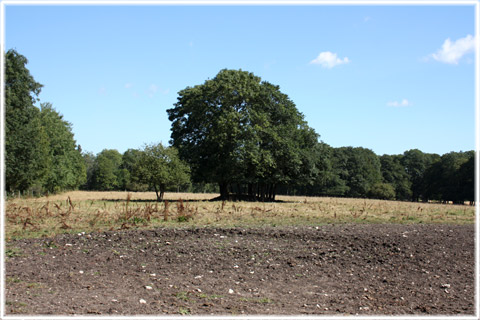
[132,143,190,201]
[5,49,85,195]
[167,69,318,200]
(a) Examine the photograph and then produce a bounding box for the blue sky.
[4,3,476,156]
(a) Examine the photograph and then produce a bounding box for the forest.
[5,49,475,204]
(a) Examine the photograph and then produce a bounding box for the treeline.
[281,146,474,204]
[81,144,474,204]
[5,50,86,195]
[81,147,214,197]
[5,50,475,204]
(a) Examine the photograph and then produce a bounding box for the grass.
[5,191,475,240]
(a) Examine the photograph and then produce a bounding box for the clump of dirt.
[5,224,474,315]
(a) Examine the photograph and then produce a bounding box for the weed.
[163,200,170,221]
[175,291,189,301]
[178,307,190,315]
[6,277,21,283]
[43,240,57,249]
[176,199,195,222]
[26,282,43,289]
[5,248,23,258]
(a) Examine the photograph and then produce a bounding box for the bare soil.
[5,224,475,316]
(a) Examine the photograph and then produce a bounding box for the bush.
[368,183,396,200]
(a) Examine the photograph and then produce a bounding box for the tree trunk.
[219,182,229,200]
[248,183,254,197]
[154,185,164,202]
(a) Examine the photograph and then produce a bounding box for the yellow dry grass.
[5,191,475,240]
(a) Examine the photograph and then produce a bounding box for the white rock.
[194,275,203,279]
[228,289,234,294]
[65,244,73,247]
[79,270,84,274]
[145,286,153,290]
[150,273,156,277]
[139,299,147,304]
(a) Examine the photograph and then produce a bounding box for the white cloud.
[147,84,158,98]
[124,83,133,89]
[431,34,475,65]
[387,99,412,107]
[310,51,350,68]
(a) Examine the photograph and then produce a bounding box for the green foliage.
[330,147,382,198]
[82,152,97,190]
[38,103,86,193]
[379,154,411,200]
[424,151,474,203]
[120,149,148,191]
[5,49,44,193]
[401,149,440,201]
[90,149,123,191]
[167,69,318,200]
[368,182,396,200]
[5,50,85,194]
[132,143,190,201]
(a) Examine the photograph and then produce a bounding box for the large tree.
[5,49,45,193]
[167,69,318,200]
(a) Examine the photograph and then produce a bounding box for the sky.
[4,2,477,156]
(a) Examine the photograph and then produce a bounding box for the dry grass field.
[5,191,475,240]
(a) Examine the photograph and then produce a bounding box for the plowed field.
[5,224,475,316]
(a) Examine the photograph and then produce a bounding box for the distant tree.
[424,151,473,203]
[457,153,475,204]
[5,49,45,193]
[119,149,147,191]
[331,147,382,198]
[401,149,440,201]
[91,149,123,191]
[167,69,318,200]
[82,151,97,190]
[133,144,190,201]
[379,154,411,200]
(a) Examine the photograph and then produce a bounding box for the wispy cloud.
[431,34,475,65]
[310,51,350,68]
[364,16,371,22]
[146,84,169,98]
[124,83,133,89]
[98,86,107,95]
[147,84,158,98]
[387,99,412,107]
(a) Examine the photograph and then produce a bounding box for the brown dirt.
[5,224,475,316]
